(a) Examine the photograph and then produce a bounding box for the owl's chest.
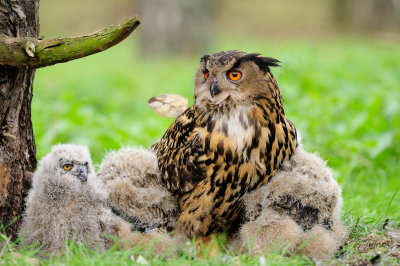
[220,118,254,150]
[201,108,258,152]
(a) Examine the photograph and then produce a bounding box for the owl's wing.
[153,106,205,194]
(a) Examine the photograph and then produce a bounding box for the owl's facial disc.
[59,159,88,182]
[196,50,281,105]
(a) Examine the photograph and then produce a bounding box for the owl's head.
[194,50,280,106]
[34,144,95,187]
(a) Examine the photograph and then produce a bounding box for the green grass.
[3,36,399,264]
[0,233,316,266]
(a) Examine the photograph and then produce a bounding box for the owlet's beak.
[210,78,221,97]
[76,165,88,182]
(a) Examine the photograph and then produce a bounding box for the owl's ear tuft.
[253,55,281,72]
[200,54,210,63]
[233,53,280,73]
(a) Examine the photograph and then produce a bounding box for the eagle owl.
[97,146,178,232]
[237,138,347,260]
[153,50,298,239]
[19,144,173,255]
[19,144,112,254]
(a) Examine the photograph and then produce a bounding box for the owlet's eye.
[204,71,209,80]
[227,70,242,81]
[63,164,72,171]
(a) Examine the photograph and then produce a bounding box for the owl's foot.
[195,235,220,259]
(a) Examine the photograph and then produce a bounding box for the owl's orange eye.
[204,71,209,80]
[63,164,72,171]
[228,70,242,81]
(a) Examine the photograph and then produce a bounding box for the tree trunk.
[332,0,399,32]
[0,0,39,237]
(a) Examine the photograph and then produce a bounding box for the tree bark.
[0,0,39,237]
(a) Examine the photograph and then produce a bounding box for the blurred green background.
[34,0,400,220]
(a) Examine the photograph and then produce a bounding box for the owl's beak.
[76,166,88,182]
[210,79,221,97]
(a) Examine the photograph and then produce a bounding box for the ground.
[1,37,399,264]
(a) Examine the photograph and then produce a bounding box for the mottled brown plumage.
[153,50,297,238]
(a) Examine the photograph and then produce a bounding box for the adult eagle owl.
[153,50,297,242]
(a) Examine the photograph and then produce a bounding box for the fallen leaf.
[136,255,149,265]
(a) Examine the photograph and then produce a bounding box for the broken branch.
[0,16,140,68]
